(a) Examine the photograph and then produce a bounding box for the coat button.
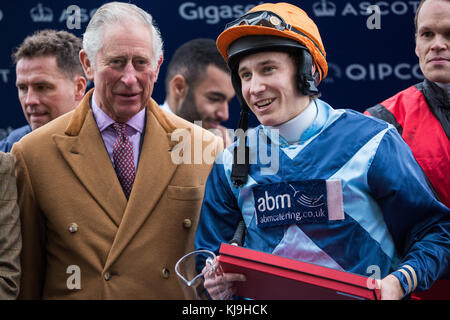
[182,219,192,229]
[162,268,170,279]
[104,271,111,281]
[69,223,78,233]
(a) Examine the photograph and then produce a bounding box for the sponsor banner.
[324,62,424,83]
[0,0,423,131]
[311,0,421,17]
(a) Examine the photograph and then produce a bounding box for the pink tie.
[112,123,135,199]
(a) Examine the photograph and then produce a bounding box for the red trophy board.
[218,243,381,300]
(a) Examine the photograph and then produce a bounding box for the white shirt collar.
[160,101,174,114]
[266,100,317,144]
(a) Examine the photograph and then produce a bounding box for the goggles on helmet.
[225,10,325,58]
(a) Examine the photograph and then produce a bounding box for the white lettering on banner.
[342,2,358,16]
[312,1,420,17]
[324,63,423,82]
[0,69,10,83]
[178,2,262,24]
[345,63,423,81]
[411,64,424,79]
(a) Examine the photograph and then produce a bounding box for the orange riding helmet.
[217,2,328,96]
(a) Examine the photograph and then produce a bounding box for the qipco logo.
[345,63,423,81]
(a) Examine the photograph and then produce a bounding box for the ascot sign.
[312,0,421,17]
[178,1,421,25]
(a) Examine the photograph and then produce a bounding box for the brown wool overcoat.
[12,89,223,299]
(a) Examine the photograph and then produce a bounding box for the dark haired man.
[0,29,86,152]
[162,38,235,146]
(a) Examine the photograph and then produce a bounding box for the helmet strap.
[231,105,250,188]
[298,50,319,96]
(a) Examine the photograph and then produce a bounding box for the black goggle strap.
[226,10,325,59]
[230,105,250,188]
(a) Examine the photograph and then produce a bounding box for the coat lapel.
[104,98,180,270]
[53,90,127,226]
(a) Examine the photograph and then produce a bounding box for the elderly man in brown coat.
[13,2,222,299]
[0,152,21,299]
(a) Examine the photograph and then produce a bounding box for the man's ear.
[414,39,419,59]
[168,74,189,113]
[171,75,188,98]
[79,50,94,81]
[170,74,190,105]
[153,55,164,81]
[73,75,87,101]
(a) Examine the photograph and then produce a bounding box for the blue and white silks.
[195,99,450,296]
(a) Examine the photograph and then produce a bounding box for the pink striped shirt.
[91,97,145,171]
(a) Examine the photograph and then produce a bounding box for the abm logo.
[256,191,291,212]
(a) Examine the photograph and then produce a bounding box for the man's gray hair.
[83,2,163,70]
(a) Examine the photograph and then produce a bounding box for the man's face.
[83,21,161,123]
[238,51,308,127]
[16,56,84,130]
[178,65,234,130]
[415,0,450,83]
